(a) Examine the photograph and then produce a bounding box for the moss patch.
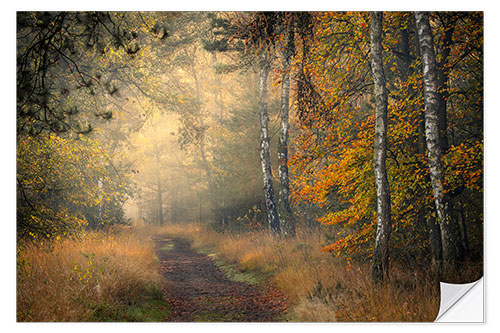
[159,243,174,253]
[215,258,263,285]
[125,298,170,322]
[88,286,170,322]
[194,248,263,286]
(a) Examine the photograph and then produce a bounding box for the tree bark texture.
[370,11,392,283]
[278,20,295,238]
[258,50,281,236]
[415,11,464,272]
[427,212,443,270]
[414,17,443,269]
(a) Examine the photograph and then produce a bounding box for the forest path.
[153,235,288,322]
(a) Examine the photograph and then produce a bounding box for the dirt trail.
[153,235,288,322]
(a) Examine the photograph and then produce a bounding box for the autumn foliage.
[17,133,132,241]
[289,12,483,274]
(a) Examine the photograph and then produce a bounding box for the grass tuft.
[17,226,169,322]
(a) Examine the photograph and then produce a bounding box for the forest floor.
[153,235,288,322]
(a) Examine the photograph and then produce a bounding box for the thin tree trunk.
[370,11,392,283]
[97,177,103,228]
[258,50,281,236]
[171,184,178,223]
[153,143,164,226]
[457,204,470,257]
[157,177,164,226]
[211,52,225,122]
[436,17,455,152]
[415,11,464,273]
[199,191,203,223]
[278,18,295,238]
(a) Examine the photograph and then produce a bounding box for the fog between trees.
[17,12,483,283]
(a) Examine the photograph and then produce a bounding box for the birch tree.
[370,12,392,282]
[278,15,295,237]
[415,11,464,273]
[259,49,281,236]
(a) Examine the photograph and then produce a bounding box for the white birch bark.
[370,11,392,282]
[259,50,281,236]
[415,11,464,272]
[278,21,295,237]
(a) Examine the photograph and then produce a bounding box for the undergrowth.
[17,226,169,322]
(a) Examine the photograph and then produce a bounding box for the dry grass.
[156,223,440,322]
[17,226,165,322]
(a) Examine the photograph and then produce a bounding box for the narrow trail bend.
[153,235,288,322]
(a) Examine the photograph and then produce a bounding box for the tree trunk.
[171,185,178,223]
[97,177,103,228]
[278,19,295,238]
[414,16,443,271]
[457,204,470,257]
[370,12,392,283]
[154,146,164,226]
[157,177,164,226]
[427,210,443,270]
[211,52,225,122]
[415,11,464,273]
[199,191,203,223]
[436,16,455,152]
[258,50,281,236]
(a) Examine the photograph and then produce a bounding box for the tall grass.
[17,226,166,322]
[157,223,440,322]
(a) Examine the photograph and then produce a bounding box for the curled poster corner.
[435,277,484,322]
